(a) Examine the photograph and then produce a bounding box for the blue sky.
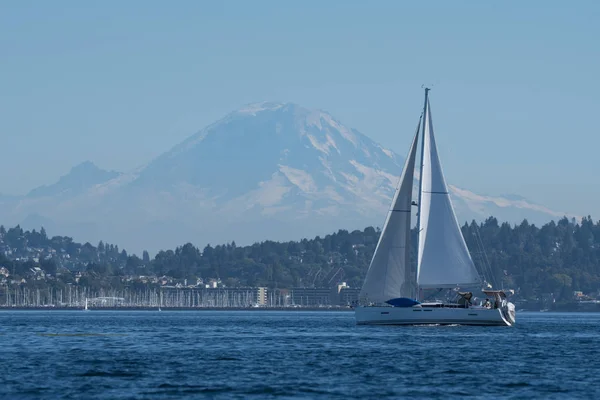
[1,0,598,217]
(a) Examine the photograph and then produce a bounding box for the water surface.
[0,311,598,399]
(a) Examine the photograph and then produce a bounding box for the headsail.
[360,119,421,303]
[417,97,481,289]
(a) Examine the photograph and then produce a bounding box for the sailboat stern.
[483,290,516,325]
[502,302,516,325]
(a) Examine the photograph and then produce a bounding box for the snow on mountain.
[0,102,576,253]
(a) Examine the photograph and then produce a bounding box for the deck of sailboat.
[418,302,470,308]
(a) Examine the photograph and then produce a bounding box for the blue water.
[0,311,599,399]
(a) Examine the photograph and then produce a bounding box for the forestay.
[359,120,420,303]
[417,99,481,289]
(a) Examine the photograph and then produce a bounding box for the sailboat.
[84,297,89,311]
[355,89,516,326]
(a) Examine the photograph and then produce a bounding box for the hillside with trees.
[1,216,600,302]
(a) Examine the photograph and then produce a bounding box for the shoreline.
[0,306,355,312]
[0,306,598,313]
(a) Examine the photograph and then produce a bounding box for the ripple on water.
[0,311,599,399]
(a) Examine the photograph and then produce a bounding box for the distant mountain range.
[0,102,574,254]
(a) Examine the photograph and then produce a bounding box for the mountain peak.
[134,100,400,198]
[234,101,336,122]
[69,160,104,174]
[27,161,120,198]
[236,101,289,115]
[230,101,360,151]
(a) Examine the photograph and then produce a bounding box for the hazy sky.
[1,0,598,217]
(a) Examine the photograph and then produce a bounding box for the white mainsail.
[417,98,481,289]
[359,121,420,303]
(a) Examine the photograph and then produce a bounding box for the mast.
[416,88,429,300]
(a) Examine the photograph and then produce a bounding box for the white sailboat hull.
[355,306,513,326]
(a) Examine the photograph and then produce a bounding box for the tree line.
[1,216,599,301]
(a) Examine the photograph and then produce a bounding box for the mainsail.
[359,120,421,303]
[417,97,481,289]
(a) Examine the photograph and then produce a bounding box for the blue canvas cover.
[385,297,421,307]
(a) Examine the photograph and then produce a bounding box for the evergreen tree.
[142,250,150,264]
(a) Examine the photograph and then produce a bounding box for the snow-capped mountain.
[0,102,574,254]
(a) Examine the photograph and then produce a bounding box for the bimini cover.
[386,297,421,307]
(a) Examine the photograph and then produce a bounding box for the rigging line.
[470,229,487,284]
[470,229,486,281]
[474,224,496,288]
[477,228,494,286]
